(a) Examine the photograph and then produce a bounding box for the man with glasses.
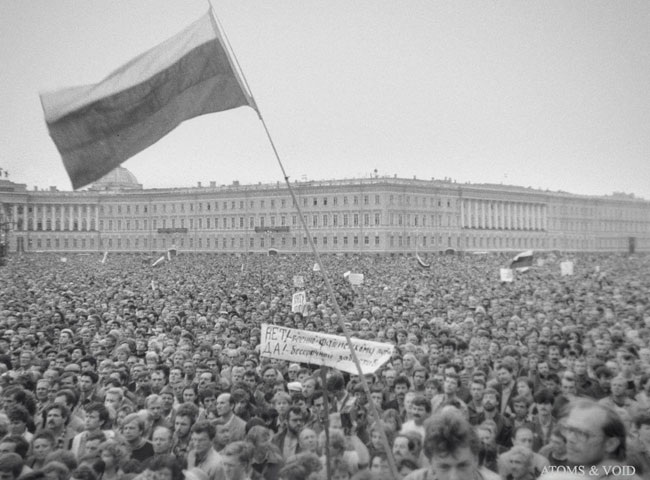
[561,399,641,478]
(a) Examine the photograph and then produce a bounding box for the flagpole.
[257,105,401,480]
[208,7,400,479]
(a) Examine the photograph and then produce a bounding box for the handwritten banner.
[260,324,394,375]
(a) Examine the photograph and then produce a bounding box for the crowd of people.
[0,250,648,480]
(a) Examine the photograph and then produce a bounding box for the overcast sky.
[1,0,649,198]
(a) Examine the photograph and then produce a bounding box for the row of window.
[96,194,460,216]
[25,232,585,252]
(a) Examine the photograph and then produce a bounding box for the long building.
[1,168,649,255]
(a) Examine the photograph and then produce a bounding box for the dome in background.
[88,166,142,191]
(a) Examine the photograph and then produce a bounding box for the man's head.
[152,426,172,455]
[78,371,98,394]
[221,441,253,480]
[562,400,626,467]
[145,395,163,420]
[286,406,305,435]
[121,413,145,443]
[45,404,69,431]
[215,393,232,417]
[512,426,534,450]
[423,410,480,480]
[443,373,459,396]
[190,421,215,456]
[481,388,499,412]
[610,376,627,398]
[411,395,431,425]
[0,453,23,480]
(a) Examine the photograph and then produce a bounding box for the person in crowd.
[562,399,642,479]
[404,409,499,480]
[0,252,649,480]
[121,413,154,463]
[97,439,130,480]
[186,421,225,480]
[498,445,536,480]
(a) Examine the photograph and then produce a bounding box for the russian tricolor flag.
[40,11,256,190]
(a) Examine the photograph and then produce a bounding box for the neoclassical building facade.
[1,168,648,255]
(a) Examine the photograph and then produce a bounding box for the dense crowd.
[0,250,648,480]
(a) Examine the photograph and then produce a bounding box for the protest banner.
[561,261,574,276]
[293,275,304,288]
[500,268,514,282]
[260,324,394,375]
[348,273,364,285]
[291,291,307,313]
[313,263,321,272]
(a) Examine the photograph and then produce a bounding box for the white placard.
[561,261,574,276]
[348,273,364,285]
[293,275,304,288]
[500,268,514,282]
[292,291,307,313]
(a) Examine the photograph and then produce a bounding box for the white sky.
[1,0,649,198]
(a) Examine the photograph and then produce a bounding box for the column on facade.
[86,205,91,231]
[485,202,490,229]
[460,200,464,228]
[534,204,540,230]
[12,205,19,231]
[470,200,476,228]
[529,204,535,230]
[69,205,74,231]
[78,204,83,231]
[499,202,505,229]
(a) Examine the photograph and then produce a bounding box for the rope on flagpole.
[207,7,400,479]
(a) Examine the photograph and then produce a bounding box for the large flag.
[510,250,534,270]
[40,10,257,190]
